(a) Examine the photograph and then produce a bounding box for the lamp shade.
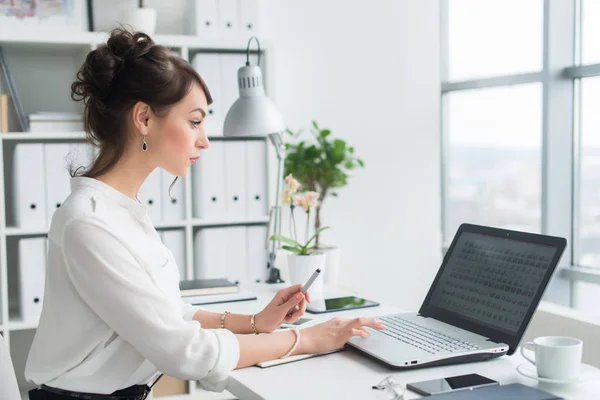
[223,64,286,137]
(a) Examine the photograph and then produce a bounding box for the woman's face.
[151,82,210,177]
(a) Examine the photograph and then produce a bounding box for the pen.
[287,268,321,317]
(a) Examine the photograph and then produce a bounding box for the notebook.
[426,383,563,399]
[181,290,257,305]
[256,347,345,368]
[179,278,239,297]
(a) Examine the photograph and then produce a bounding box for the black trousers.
[28,385,149,400]
[28,375,163,400]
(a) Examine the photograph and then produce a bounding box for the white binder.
[18,237,46,323]
[192,0,219,38]
[224,226,247,285]
[193,227,228,280]
[192,142,227,220]
[138,168,163,225]
[224,141,247,220]
[191,53,223,136]
[219,53,246,117]
[161,171,185,222]
[217,0,240,38]
[43,143,71,227]
[239,0,259,35]
[245,140,268,219]
[246,225,269,284]
[161,229,186,280]
[73,142,97,172]
[13,143,47,229]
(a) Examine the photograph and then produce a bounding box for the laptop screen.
[426,231,559,335]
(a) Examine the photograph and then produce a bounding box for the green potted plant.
[270,174,329,299]
[283,121,364,286]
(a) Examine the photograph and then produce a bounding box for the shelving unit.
[0,29,277,399]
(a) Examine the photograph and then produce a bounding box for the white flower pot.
[120,7,157,35]
[319,246,342,287]
[287,253,326,299]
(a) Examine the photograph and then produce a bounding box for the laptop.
[347,223,567,369]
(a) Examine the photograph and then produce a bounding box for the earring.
[142,137,148,151]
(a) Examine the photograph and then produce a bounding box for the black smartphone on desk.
[306,296,380,313]
[407,373,499,396]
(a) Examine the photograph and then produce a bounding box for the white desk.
[201,284,600,400]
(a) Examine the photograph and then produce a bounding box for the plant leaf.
[282,245,302,254]
[305,226,330,247]
[331,192,338,197]
[312,120,320,131]
[270,234,302,248]
[357,159,365,167]
[320,129,331,138]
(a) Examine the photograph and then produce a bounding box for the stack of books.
[28,112,83,132]
[180,278,257,305]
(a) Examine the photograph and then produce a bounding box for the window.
[582,0,600,65]
[578,77,600,268]
[444,84,542,240]
[447,0,543,81]
[442,0,600,313]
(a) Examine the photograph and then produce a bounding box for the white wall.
[260,0,442,311]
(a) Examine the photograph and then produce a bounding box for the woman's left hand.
[255,284,311,333]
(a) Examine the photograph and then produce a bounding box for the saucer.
[517,362,599,385]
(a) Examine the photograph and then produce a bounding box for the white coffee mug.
[520,336,583,380]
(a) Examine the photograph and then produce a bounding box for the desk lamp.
[223,37,286,284]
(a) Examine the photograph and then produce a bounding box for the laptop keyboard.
[371,316,482,355]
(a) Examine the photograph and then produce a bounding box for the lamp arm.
[269,143,284,257]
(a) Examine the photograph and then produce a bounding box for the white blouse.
[25,177,240,394]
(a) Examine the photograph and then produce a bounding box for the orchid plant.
[270,174,330,255]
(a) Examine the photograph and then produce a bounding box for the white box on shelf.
[43,143,71,227]
[12,143,47,229]
[245,140,268,219]
[191,53,223,136]
[194,227,228,280]
[217,0,241,38]
[161,229,187,281]
[29,112,83,132]
[17,237,47,323]
[161,171,185,222]
[224,141,247,220]
[138,168,163,225]
[192,141,226,219]
[246,225,268,284]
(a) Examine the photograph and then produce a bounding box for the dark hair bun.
[71,28,154,103]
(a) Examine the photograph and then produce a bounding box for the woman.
[24,28,385,399]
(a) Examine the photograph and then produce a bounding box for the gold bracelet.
[220,311,230,329]
[250,314,259,335]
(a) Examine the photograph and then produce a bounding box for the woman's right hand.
[299,317,387,354]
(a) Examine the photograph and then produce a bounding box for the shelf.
[1,132,87,142]
[1,132,267,142]
[8,318,39,331]
[154,221,188,229]
[3,218,269,236]
[190,217,269,227]
[0,32,267,52]
[4,227,48,237]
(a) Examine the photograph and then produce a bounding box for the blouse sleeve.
[62,217,240,391]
